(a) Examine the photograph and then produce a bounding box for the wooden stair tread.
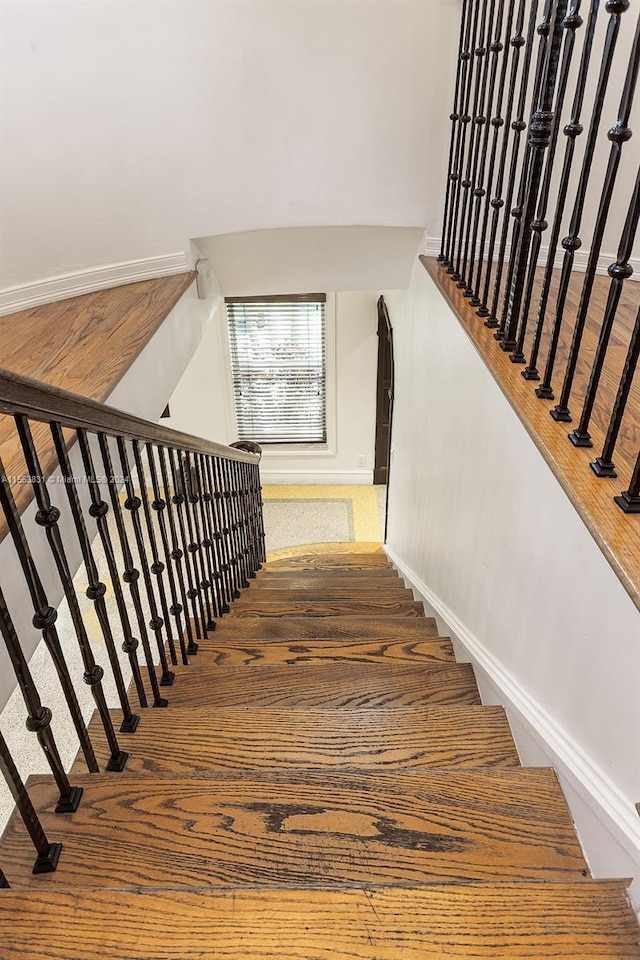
[257,567,400,578]
[210,616,439,640]
[1,882,637,959]
[152,662,480,709]
[245,586,414,600]
[191,636,455,666]
[1,769,586,888]
[75,705,520,775]
[251,576,405,590]
[227,599,425,618]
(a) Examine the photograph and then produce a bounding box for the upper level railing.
[440,0,640,513]
[0,366,264,880]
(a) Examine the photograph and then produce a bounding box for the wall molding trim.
[259,469,373,485]
[385,544,640,870]
[0,252,191,316]
[422,235,640,278]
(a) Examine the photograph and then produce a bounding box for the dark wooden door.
[373,296,394,486]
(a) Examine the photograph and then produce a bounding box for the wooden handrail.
[0,367,258,465]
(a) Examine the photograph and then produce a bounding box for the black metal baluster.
[615,447,640,513]
[98,434,167,708]
[537,0,630,399]
[474,0,517,308]
[0,456,98,773]
[222,458,246,594]
[144,444,189,664]
[76,429,147,711]
[204,455,233,612]
[48,424,135,732]
[524,0,600,380]
[552,4,639,421]
[132,440,179,667]
[158,446,198,655]
[454,0,492,282]
[499,0,564,351]
[0,587,82,812]
[486,0,541,326]
[168,448,208,639]
[0,867,9,888]
[215,456,241,599]
[117,438,175,687]
[230,459,251,588]
[441,0,471,263]
[0,730,61,874]
[570,167,640,446]
[49,423,129,768]
[592,306,640,478]
[510,0,582,363]
[179,450,213,632]
[445,0,481,268]
[194,453,223,620]
[240,462,259,577]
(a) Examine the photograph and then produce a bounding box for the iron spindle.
[0,730,62,874]
[524,0,600,380]
[454,0,492,283]
[181,450,214,630]
[552,4,639,421]
[570,166,640,447]
[457,0,498,288]
[537,0,629,400]
[0,867,9,888]
[487,0,541,327]
[195,454,225,619]
[226,459,249,589]
[441,0,472,262]
[132,441,179,667]
[615,447,640,512]
[0,454,98,773]
[76,429,147,710]
[98,434,167,708]
[222,458,246,593]
[448,0,484,274]
[511,0,582,364]
[145,444,189,663]
[205,455,233,611]
[117,438,175,686]
[216,456,241,599]
[157,446,198,655]
[478,0,526,316]
[168,447,208,638]
[49,423,129,769]
[499,0,564,351]
[0,586,82,812]
[593,306,640,478]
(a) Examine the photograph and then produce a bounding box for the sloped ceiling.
[0,0,460,289]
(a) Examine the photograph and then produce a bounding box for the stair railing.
[0,364,264,875]
[439,0,640,513]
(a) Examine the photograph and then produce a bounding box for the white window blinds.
[226,294,327,444]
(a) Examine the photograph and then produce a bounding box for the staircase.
[1,549,638,958]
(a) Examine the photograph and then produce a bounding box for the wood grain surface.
[74,705,520,775]
[263,554,393,570]
[245,585,414,600]
[0,769,586,888]
[1,882,637,959]
[257,567,399,578]
[192,636,455,666]
[422,257,640,610]
[227,600,425,618]
[211,616,440,640]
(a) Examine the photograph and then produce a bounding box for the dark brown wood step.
[245,585,414,601]
[264,554,392,570]
[190,635,455,666]
[75,706,520,775]
[252,576,404,590]
[153,663,480,709]
[257,566,399,579]
[227,599,425,618]
[211,616,440,640]
[0,769,586,889]
[2,882,637,959]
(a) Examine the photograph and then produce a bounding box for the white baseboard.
[0,252,191,316]
[259,470,374,485]
[422,235,640,278]
[385,544,640,908]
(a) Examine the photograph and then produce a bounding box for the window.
[225,294,327,444]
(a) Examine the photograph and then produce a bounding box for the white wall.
[0,0,458,292]
[384,266,640,910]
[0,282,217,710]
[166,290,381,483]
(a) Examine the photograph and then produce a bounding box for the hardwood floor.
[0,273,194,535]
[0,551,637,957]
[422,257,640,611]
